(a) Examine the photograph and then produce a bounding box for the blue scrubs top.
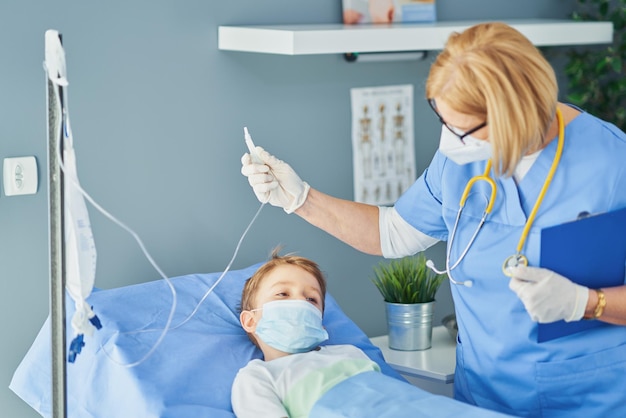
[395,111,626,417]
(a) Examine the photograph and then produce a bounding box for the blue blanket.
[311,371,513,418]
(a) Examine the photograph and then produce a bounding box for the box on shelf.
[342,0,436,24]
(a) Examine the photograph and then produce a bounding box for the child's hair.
[240,247,327,313]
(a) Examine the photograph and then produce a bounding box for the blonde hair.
[240,247,327,312]
[426,22,558,176]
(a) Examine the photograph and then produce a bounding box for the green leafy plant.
[564,0,626,130]
[371,254,445,304]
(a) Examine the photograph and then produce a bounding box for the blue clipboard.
[538,206,626,342]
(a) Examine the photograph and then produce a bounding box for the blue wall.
[0,1,576,416]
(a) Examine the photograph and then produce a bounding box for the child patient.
[231,248,381,418]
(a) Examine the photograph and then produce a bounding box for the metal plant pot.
[385,301,434,351]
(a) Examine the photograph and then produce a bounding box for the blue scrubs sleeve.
[395,152,449,241]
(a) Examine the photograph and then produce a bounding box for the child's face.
[240,264,327,357]
[253,264,323,314]
[240,264,324,338]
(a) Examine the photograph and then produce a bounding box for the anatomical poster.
[350,84,415,205]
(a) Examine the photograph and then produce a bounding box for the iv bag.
[64,137,99,338]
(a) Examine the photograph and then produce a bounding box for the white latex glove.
[240,146,310,214]
[508,265,589,323]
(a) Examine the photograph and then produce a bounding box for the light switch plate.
[3,156,38,196]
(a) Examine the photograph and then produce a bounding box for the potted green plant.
[371,254,445,351]
[564,0,626,130]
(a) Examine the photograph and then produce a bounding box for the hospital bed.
[10,262,514,418]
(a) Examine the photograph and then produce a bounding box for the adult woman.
[241,22,626,416]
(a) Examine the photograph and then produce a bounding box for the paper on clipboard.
[538,206,626,342]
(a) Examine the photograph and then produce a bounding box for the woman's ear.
[240,310,258,333]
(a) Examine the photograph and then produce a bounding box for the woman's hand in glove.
[508,265,589,323]
[241,147,310,214]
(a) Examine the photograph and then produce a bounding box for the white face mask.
[438,125,492,165]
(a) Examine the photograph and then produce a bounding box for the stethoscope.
[428,108,565,287]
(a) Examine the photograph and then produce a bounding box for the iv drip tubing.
[56,116,266,367]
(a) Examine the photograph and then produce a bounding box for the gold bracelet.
[593,289,606,319]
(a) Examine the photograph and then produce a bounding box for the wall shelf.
[218,19,613,56]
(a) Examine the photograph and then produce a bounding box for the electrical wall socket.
[3,156,38,196]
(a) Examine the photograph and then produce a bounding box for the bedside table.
[370,325,456,397]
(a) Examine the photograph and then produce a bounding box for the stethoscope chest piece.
[502,253,528,277]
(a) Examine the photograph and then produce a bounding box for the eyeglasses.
[428,99,487,144]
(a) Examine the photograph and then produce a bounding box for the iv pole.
[46,30,68,418]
